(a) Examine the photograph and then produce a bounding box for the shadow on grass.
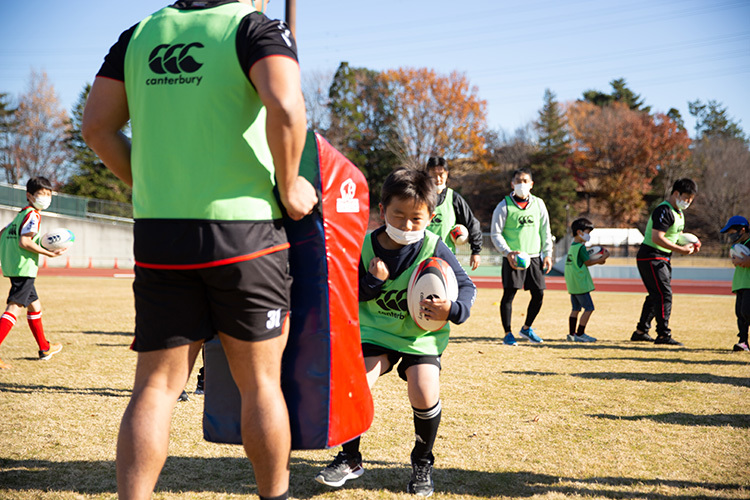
[571,371,750,387]
[566,356,750,366]
[0,382,130,397]
[450,338,729,355]
[0,456,745,499]
[590,412,750,428]
[83,330,133,336]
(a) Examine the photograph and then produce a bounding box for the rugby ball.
[677,232,701,250]
[514,251,530,269]
[730,243,750,259]
[449,224,469,245]
[587,245,606,262]
[41,228,75,251]
[407,257,458,332]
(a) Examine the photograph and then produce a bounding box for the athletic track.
[38,268,732,296]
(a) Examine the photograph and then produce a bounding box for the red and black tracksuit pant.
[636,257,673,338]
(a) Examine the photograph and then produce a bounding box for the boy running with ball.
[315,168,476,496]
[564,218,609,342]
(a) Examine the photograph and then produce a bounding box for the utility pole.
[285,0,296,38]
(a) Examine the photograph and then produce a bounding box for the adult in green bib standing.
[424,156,483,270]
[82,1,317,499]
[631,178,698,346]
[490,168,553,345]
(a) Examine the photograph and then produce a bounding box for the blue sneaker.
[518,327,543,343]
[503,332,517,346]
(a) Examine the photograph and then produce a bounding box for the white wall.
[1,206,133,269]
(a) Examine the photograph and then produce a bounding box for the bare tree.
[301,68,333,133]
[9,70,71,186]
[0,93,17,183]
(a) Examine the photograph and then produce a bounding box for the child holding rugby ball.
[564,218,609,342]
[719,215,750,352]
[314,168,476,497]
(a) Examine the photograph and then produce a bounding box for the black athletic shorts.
[501,255,546,291]
[132,248,292,352]
[6,277,38,307]
[362,342,441,382]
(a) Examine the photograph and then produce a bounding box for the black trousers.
[636,258,672,337]
[736,289,750,344]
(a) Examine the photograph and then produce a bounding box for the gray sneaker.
[315,451,364,487]
[574,333,597,342]
[407,460,434,497]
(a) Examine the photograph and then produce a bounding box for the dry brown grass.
[0,277,748,499]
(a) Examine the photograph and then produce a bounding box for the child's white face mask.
[31,195,51,210]
[581,232,591,242]
[385,220,425,246]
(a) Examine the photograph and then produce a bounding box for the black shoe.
[654,335,683,346]
[407,460,434,497]
[177,390,189,402]
[315,451,364,487]
[733,342,749,352]
[630,331,654,342]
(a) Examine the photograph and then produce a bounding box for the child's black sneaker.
[630,331,654,342]
[407,459,434,497]
[654,335,683,346]
[315,451,363,487]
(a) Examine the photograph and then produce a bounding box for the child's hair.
[672,178,697,196]
[571,217,594,235]
[511,167,533,181]
[27,176,53,195]
[381,167,438,214]
[426,156,447,171]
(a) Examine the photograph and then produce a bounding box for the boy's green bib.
[564,242,594,294]
[733,240,750,292]
[124,3,281,221]
[502,195,542,253]
[359,231,450,355]
[426,188,457,252]
[1,207,41,277]
[643,201,684,253]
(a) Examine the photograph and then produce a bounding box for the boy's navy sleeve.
[434,241,476,325]
[359,260,384,302]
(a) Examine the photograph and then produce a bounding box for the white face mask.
[675,198,691,210]
[436,182,447,191]
[385,220,425,246]
[581,232,591,242]
[513,183,532,198]
[31,195,51,211]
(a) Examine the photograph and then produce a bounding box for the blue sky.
[1,0,748,138]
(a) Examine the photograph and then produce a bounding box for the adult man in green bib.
[631,178,698,346]
[82,1,317,499]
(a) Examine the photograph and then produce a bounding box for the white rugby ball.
[407,257,458,332]
[677,232,701,249]
[587,245,606,262]
[730,243,750,259]
[449,224,469,245]
[41,228,75,251]
[515,251,530,269]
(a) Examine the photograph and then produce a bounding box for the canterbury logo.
[148,43,204,74]
[431,215,443,224]
[518,215,535,225]
[376,289,408,314]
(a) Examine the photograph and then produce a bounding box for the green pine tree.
[61,84,131,202]
[529,89,578,239]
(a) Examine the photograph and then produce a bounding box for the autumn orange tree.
[8,70,70,186]
[567,101,690,225]
[381,68,488,167]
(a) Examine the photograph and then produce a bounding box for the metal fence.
[0,182,133,220]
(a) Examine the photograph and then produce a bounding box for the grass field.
[0,277,748,499]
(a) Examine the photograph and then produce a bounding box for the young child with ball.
[0,176,67,369]
[315,167,476,497]
[564,217,610,342]
[719,215,750,352]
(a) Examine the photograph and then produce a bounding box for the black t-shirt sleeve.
[96,23,138,81]
[236,13,298,79]
[651,205,675,232]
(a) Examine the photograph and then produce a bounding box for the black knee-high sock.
[412,400,441,463]
[342,436,361,457]
[500,288,517,332]
[569,316,577,336]
[525,289,544,326]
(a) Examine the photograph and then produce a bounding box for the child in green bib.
[0,177,67,369]
[564,218,610,342]
[720,215,750,352]
[315,168,476,497]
